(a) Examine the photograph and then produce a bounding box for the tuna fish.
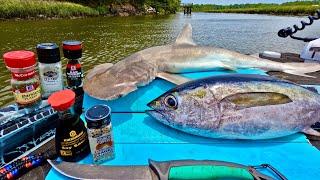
[147,74,320,139]
[84,24,320,100]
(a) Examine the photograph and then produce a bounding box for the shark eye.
[164,95,178,109]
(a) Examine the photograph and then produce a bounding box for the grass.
[192,1,320,15]
[0,0,100,19]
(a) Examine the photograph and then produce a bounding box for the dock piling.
[182,3,193,15]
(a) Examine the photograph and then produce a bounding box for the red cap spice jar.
[48,89,90,162]
[3,50,41,108]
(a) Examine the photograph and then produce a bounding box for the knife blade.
[48,159,287,180]
[48,160,156,180]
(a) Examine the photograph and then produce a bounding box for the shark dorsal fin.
[175,23,196,46]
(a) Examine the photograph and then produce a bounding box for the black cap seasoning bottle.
[36,43,63,99]
[85,105,115,164]
[63,40,84,115]
[48,89,90,162]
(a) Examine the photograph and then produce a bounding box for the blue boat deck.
[46,69,320,180]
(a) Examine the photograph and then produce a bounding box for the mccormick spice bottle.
[48,89,90,162]
[36,43,63,99]
[63,40,84,115]
[85,105,115,163]
[3,51,41,109]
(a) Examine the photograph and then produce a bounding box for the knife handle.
[148,159,285,180]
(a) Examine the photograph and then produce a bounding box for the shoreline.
[199,10,318,16]
[196,11,313,17]
[0,11,308,22]
[0,13,168,22]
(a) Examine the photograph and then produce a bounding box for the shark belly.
[161,55,239,73]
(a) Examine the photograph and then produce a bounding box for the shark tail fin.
[282,62,320,78]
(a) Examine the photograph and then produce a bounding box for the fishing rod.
[278,9,320,42]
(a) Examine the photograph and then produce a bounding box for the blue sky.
[181,0,308,5]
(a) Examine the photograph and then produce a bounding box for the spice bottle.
[63,40,84,115]
[85,105,115,164]
[36,43,63,99]
[48,89,90,162]
[3,51,41,109]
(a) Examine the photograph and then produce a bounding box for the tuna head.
[147,85,222,134]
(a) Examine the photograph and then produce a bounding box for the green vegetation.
[144,0,180,14]
[0,0,99,18]
[69,0,181,14]
[0,0,181,19]
[192,1,320,15]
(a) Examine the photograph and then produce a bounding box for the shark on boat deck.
[83,23,320,100]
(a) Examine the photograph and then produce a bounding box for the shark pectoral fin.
[175,23,196,46]
[212,59,236,71]
[302,128,320,136]
[156,72,191,85]
[86,63,114,80]
[283,70,316,78]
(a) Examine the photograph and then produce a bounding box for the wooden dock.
[181,3,193,14]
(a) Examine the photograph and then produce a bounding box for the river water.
[0,12,319,106]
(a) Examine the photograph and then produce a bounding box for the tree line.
[192,1,320,15]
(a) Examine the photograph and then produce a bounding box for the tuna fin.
[86,63,114,80]
[302,128,320,136]
[222,92,292,109]
[175,23,196,46]
[282,62,320,78]
[156,72,191,85]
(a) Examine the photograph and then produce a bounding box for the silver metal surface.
[48,160,154,180]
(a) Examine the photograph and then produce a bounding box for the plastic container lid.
[36,43,61,64]
[85,105,111,129]
[48,89,75,111]
[63,40,82,59]
[3,50,36,69]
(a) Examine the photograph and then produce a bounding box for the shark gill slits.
[222,92,293,109]
[164,94,178,109]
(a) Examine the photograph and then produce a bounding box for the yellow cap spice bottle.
[3,51,41,109]
[85,105,115,164]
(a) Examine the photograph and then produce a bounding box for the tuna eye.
[164,95,177,109]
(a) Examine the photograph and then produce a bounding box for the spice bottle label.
[39,64,63,97]
[12,70,36,80]
[12,83,41,106]
[88,125,114,163]
[66,63,83,87]
[59,130,89,157]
